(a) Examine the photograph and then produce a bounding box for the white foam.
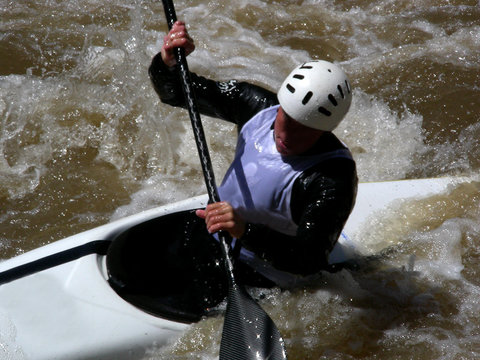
[411,219,466,280]
[76,46,126,83]
[337,89,425,181]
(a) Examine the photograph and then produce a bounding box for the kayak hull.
[0,177,468,359]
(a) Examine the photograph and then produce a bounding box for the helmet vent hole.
[286,84,295,93]
[293,74,304,80]
[318,107,332,116]
[302,91,313,105]
[328,94,338,106]
[345,80,351,93]
[337,85,345,99]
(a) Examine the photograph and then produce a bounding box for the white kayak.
[0,177,468,360]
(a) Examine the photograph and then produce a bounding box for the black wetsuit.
[149,54,358,279]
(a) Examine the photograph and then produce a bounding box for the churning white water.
[1,0,480,359]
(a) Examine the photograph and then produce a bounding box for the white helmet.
[277,60,352,131]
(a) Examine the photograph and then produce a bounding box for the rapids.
[1,0,480,359]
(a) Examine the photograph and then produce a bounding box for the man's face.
[273,107,324,156]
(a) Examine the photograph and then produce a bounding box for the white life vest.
[218,104,352,236]
[216,104,353,287]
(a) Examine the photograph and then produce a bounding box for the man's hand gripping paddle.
[159,1,287,359]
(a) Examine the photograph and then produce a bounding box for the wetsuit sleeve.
[241,159,357,276]
[288,161,358,273]
[148,53,278,128]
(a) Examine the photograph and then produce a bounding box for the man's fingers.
[204,202,231,221]
[207,220,236,234]
[196,202,245,238]
[207,213,234,229]
[161,21,195,67]
[201,202,234,233]
[164,37,189,49]
[195,209,206,219]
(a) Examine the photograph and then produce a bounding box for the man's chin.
[277,148,293,157]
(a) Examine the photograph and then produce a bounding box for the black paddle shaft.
[161,0,220,205]
[160,0,238,283]
[159,2,287,358]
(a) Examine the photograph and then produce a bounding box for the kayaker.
[149,21,358,288]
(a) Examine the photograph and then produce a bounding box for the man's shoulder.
[297,134,357,189]
[232,82,279,129]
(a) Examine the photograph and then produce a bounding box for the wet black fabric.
[149,54,358,276]
[107,210,222,322]
[107,210,274,323]
[149,53,278,129]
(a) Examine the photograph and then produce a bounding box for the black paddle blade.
[220,284,287,360]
